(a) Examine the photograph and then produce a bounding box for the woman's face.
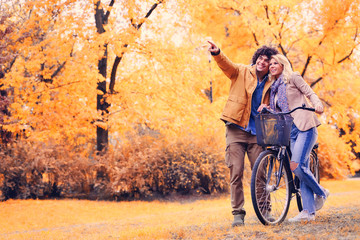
[269,58,283,79]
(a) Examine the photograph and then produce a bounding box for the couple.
[207,41,329,227]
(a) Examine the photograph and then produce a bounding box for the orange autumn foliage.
[0,0,359,199]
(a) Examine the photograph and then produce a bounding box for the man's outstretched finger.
[207,41,219,53]
[207,40,216,47]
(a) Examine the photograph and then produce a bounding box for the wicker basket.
[255,114,294,147]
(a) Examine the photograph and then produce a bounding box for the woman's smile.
[269,58,283,79]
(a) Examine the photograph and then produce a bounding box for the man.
[208,40,278,226]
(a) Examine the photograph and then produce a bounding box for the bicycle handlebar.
[261,104,315,115]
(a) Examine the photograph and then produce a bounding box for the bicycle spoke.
[251,150,291,225]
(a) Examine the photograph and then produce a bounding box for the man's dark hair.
[251,45,278,65]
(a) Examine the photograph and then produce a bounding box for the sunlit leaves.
[1,0,359,178]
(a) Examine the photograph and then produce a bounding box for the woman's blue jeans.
[290,124,326,214]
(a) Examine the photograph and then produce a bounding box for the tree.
[1,0,359,177]
[93,0,164,152]
[1,0,172,152]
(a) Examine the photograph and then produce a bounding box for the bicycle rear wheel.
[251,150,292,225]
[296,149,319,211]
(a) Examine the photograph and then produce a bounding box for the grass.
[0,178,359,239]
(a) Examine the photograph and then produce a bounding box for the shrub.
[105,135,228,199]
[0,135,229,200]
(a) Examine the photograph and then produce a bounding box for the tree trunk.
[95,0,110,153]
[96,45,108,152]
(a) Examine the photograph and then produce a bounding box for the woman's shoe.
[288,210,315,222]
[315,188,330,211]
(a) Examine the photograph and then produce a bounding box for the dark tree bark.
[94,0,114,152]
[96,45,109,153]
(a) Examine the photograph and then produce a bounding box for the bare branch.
[310,77,323,88]
[280,8,290,31]
[38,47,73,83]
[109,44,128,93]
[264,5,271,25]
[219,6,241,15]
[109,56,121,94]
[252,32,259,46]
[0,119,20,125]
[302,33,327,77]
[34,80,81,94]
[110,1,164,93]
[94,1,105,34]
[337,49,354,64]
[278,43,294,70]
[337,28,358,64]
[278,44,287,56]
[288,38,302,50]
[51,61,66,78]
[132,1,163,30]
[319,97,332,107]
[5,55,17,73]
[301,55,312,77]
[104,0,115,24]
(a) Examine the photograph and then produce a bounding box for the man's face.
[255,55,270,74]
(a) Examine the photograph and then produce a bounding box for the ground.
[0,178,359,239]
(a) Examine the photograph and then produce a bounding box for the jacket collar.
[250,64,256,78]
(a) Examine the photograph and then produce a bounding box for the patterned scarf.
[270,74,289,112]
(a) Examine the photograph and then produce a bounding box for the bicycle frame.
[267,145,299,196]
[251,105,319,225]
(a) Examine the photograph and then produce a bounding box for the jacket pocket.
[222,95,247,120]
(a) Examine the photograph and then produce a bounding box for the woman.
[259,54,329,222]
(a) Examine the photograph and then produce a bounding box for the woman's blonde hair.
[269,54,293,83]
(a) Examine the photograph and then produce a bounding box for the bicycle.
[250,106,320,225]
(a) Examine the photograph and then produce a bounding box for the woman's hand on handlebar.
[315,104,324,114]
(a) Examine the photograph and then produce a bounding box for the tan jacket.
[286,72,322,131]
[213,51,272,128]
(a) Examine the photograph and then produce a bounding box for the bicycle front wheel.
[251,150,292,225]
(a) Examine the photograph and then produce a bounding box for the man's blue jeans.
[290,124,326,214]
